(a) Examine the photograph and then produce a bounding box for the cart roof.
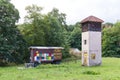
[29,46,64,49]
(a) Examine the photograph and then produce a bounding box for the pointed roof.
[81,15,104,23]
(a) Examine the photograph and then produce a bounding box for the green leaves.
[19,6,71,58]
[68,23,81,50]
[21,5,46,46]
[102,22,120,57]
[0,0,27,64]
[0,0,19,25]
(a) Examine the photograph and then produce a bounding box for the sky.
[11,0,120,24]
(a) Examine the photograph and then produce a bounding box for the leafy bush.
[102,22,120,57]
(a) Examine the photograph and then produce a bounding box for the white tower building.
[81,16,104,66]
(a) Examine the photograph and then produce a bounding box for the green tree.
[69,22,81,50]
[66,25,74,32]
[45,8,65,46]
[23,5,46,46]
[102,22,120,57]
[45,8,70,58]
[19,6,71,59]
[0,0,27,64]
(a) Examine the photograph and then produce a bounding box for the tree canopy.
[21,5,46,46]
[102,22,120,57]
[18,5,71,58]
[0,0,27,64]
[68,22,81,50]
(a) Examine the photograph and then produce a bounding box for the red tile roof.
[81,15,104,23]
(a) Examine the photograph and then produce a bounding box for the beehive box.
[29,47,63,64]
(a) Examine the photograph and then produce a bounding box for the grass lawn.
[0,57,120,80]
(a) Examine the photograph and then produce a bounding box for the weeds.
[82,70,100,75]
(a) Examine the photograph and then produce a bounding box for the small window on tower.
[84,40,87,45]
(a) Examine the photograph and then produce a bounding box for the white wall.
[82,32,89,66]
[82,32,89,51]
[89,32,101,50]
[82,31,102,66]
[89,31,102,66]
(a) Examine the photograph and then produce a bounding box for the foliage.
[21,5,46,46]
[68,22,81,50]
[44,8,67,46]
[66,25,74,32]
[44,8,70,58]
[102,22,120,57]
[82,70,100,75]
[19,6,70,58]
[0,0,27,64]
